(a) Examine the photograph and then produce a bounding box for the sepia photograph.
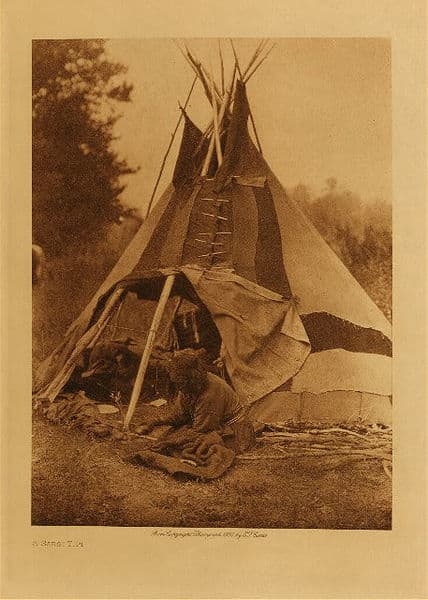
[31,37,393,529]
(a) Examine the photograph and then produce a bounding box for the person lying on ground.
[136,349,255,452]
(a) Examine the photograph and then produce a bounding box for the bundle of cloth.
[69,338,172,402]
[132,349,256,480]
[34,390,113,438]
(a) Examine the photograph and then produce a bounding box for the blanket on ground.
[34,391,113,437]
[132,426,236,480]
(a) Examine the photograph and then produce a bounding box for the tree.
[32,39,138,256]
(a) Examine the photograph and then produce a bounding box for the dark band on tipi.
[131,191,182,272]
[132,115,207,273]
[301,312,392,356]
[172,113,208,189]
[214,80,251,193]
[252,183,292,298]
[33,41,392,419]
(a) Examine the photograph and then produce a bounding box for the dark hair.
[169,349,209,399]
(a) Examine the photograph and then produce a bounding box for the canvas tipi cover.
[34,80,392,420]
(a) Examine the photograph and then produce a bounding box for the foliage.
[290,181,392,320]
[32,215,141,363]
[32,39,138,256]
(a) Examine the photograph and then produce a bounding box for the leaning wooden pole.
[218,39,225,95]
[242,39,266,80]
[209,63,223,166]
[183,43,217,106]
[244,43,276,83]
[229,39,264,155]
[145,75,198,218]
[184,42,223,107]
[173,39,201,81]
[123,274,176,430]
[201,67,235,176]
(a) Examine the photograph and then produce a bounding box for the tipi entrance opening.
[33,40,391,429]
[67,284,223,408]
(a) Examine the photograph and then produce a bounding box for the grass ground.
[32,415,391,529]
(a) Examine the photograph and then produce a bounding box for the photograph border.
[2,1,427,598]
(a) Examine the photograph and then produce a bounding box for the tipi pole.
[172,40,200,78]
[229,39,244,79]
[229,39,264,156]
[183,43,218,106]
[87,287,126,349]
[198,63,235,156]
[184,42,225,108]
[218,39,225,95]
[110,294,125,339]
[201,108,221,176]
[201,68,235,176]
[38,286,125,402]
[244,43,276,83]
[242,39,267,80]
[145,75,198,218]
[199,61,223,105]
[123,274,176,430]
[209,62,223,166]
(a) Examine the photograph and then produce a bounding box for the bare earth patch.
[32,416,391,529]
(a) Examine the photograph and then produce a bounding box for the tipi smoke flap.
[34,62,392,427]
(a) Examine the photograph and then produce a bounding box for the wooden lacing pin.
[201,212,228,221]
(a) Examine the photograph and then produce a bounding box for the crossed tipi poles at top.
[173,41,275,267]
[106,40,277,430]
[145,39,276,217]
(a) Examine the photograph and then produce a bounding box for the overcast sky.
[106,38,391,215]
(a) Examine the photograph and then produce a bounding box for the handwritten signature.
[151,529,268,539]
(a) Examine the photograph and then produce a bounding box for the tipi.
[33,42,392,427]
